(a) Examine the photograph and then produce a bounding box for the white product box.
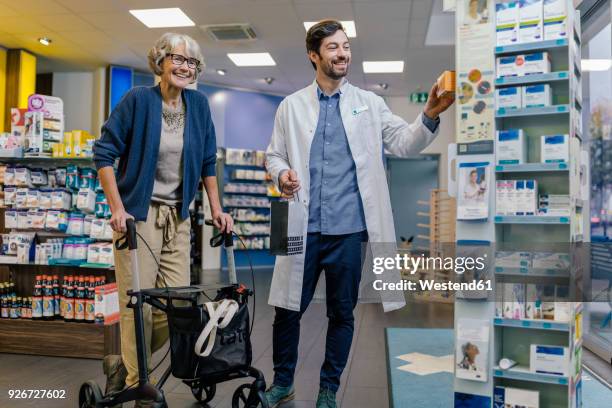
[543,0,568,40]
[494,386,540,408]
[519,0,544,43]
[496,129,527,164]
[530,344,569,376]
[522,84,551,107]
[497,55,524,78]
[538,207,570,216]
[539,194,570,203]
[76,188,96,214]
[526,284,543,319]
[541,134,569,163]
[496,1,520,46]
[515,180,538,215]
[496,87,522,110]
[522,52,551,75]
[4,210,17,229]
[495,251,532,268]
[496,181,515,215]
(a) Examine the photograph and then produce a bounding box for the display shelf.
[494,215,570,224]
[0,261,113,270]
[0,157,95,165]
[495,71,569,87]
[495,162,568,173]
[230,177,268,183]
[496,104,570,118]
[223,191,269,196]
[494,266,569,277]
[224,205,270,209]
[494,38,569,55]
[494,318,570,332]
[493,366,569,385]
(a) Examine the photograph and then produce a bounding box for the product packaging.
[540,134,569,163]
[523,52,551,75]
[530,344,569,376]
[77,188,96,213]
[67,213,85,236]
[543,0,568,40]
[17,210,30,229]
[515,180,538,215]
[496,129,527,164]
[14,167,32,187]
[4,187,16,206]
[30,210,46,230]
[79,168,97,190]
[519,0,544,43]
[496,1,520,46]
[494,386,539,408]
[540,284,556,319]
[24,112,45,155]
[436,70,456,97]
[522,84,552,108]
[30,168,48,186]
[51,189,72,210]
[4,166,15,186]
[26,189,40,208]
[66,165,79,189]
[496,181,515,215]
[497,55,524,78]
[4,210,17,229]
[525,284,543,319]
[554,284,570,321]
[95,283,120,325]
[495,251,532,268]
[496,86,522,110]
[45,210,68,231]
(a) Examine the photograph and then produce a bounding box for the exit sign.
[410,92,429,104]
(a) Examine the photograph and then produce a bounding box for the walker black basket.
[166,286,252,380]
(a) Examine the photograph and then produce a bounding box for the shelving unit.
[452,2,585,407]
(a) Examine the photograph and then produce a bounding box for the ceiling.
[0,0,455,97]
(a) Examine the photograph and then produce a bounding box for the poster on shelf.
[457,162,490,220]
[456,318,489,382]
[455,0,496,143]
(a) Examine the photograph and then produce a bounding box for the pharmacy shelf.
[494,38,569,55]
[494,318,570,332]
[495,162,568,173]
[230,178,268,183]
[223,191,269,196]
[493,366,569,385]
[224,205,270,209]
[494,215,570,224]
[494,266,570,277]
[495,71,569,87]
[496,104,570,118]
[0,157,94,165]
[0,261,112,270]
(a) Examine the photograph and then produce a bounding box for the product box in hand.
[496,1,520,46]
[494,386,539,408]
[522,84,551,108]
[519,0,544,43]
[496,129,526,164]
[436,70,455,97]
[95,283,119,325]
[543,0,568,40]
[541,135,569,163]
[496,87,522,110]
[530,344,569,376]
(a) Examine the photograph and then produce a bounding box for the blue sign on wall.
[108,65,134,116]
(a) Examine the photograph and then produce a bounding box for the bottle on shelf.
[42,275,54,320]
[9,296,18,319]
[52,274,60,317]
[74,276,85,322]
[32,275,43,320]
[64,276,74,322]
[85,276,95,323]
[0,295,8,319]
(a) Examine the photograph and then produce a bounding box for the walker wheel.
[79,381,103,408]
[191,382,216,404]
[232,383,269,408]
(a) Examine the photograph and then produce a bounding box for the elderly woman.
[93,33,232,407]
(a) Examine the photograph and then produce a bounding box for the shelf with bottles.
[224,182,281,197]
[224,148,266,167]
[233,236,270,251]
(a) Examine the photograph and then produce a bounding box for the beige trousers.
[113,203,191,386]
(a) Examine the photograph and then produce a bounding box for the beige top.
[151,98,185,205]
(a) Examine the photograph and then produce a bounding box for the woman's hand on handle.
[110,208,134,233]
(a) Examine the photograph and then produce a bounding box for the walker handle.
[126,218,138,250]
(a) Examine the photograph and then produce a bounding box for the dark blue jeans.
[272,230,368,392]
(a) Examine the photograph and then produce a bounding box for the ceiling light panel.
[582,59,612,72]
[129,8,195,28]
[227,53,276,67]
[363,61,405,73]
[303,21,357,38]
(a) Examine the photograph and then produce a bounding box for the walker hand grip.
[126,218,138,250]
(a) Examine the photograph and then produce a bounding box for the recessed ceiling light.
[363,61,404,73]
[129,8,195,28]
[216,69,227,76]
[227,52,276,67]
[303,21,357,38]
[264,77,274,85]
[582,59,612,72]
[38,37,52,46]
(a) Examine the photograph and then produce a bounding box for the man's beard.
[322,58,349,80]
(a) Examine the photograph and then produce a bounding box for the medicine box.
[496,1,520,46]
[515,180,538,215]
[496,129,527,164]
[541,134,569,163]
[496,87,522,110]
[496,181,516,215]
[522,84,551,108]
[494,386,540,408]
[519,0,544,43]
[530,344,569,376]
[497,55,523,78]
[522,52,551,75]
[544,0,568,40]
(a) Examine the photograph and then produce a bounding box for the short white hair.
[147,32,204,80]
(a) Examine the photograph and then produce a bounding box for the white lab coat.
[265,80,438,312]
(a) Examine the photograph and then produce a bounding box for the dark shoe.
[264,384,295,407]
[102,355,127,408]
[134,399,166,408]
[316,387,337,408]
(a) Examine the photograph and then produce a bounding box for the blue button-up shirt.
[307,85,440,235]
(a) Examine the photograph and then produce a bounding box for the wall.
[0,48,6,133]
[386,96,456,190]
[52,72,95,134]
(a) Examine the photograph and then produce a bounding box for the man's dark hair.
[305,20,345,70]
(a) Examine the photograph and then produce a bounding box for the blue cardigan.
[93,85,217,221]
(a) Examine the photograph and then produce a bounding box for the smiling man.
[264,20,454,408]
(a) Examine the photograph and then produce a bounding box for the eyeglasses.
[169,53,200,69]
